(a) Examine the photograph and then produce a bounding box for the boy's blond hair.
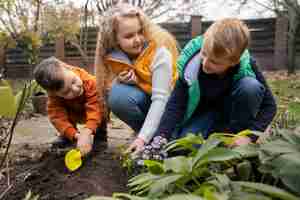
[97,3,178,58]
[203,18,250,65]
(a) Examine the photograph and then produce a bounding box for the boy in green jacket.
[153,18,276,147]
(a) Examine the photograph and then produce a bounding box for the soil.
[0,116,134,200]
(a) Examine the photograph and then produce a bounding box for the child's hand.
[125,137,145,156]
[230,136,251,147]
[117,70,137,85]
[76,128,94,156]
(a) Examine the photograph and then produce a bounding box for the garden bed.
[0,143,128,200]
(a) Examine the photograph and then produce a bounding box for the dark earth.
[0,116,133,200]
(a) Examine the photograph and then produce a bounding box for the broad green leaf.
[192,138,221,167]
[190,167,211,180]
[237,129,253,137]
[162,194,203,200]
[128,173,159,187]
[113,193,150,200]
[193,184,219,200]
[165,134,204,153]
[195,147,240,167]
[148,174,183,198]
[214,174,231,190]
[236,160,252,181]
[209,130,258,146]
[0,80,16,117]
[275,154,300,194]
[278,129,300,145]
[128,173,159,195]
[234,181,299,200]
[230,192,272,200]
[205,174,232,197]
[232,143,259,158]
[85,197,118,200]
[164,156,192,174]
[260,139,298,155]
[143,160,164,175]
[257,164,274,174]
[208,133,235,145]
[130,181,153,195]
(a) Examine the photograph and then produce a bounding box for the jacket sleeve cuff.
[64,127,77,141]
[85,121,98,135]
[249,134,259,142]
[138,134,149,144]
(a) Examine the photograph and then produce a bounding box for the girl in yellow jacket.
[95,3,178,154]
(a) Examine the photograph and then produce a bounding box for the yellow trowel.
[65,149,82,172]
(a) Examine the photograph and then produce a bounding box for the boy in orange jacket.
[34,57,106,156]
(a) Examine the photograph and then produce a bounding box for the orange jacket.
[104,41,178,94]
[47,66,102,141]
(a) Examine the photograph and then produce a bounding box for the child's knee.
[234,77,265,99]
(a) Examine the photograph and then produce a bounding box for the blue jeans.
[108,83,151,132]
[174,77,265,139]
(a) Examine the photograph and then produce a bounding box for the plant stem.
[0,83,27,169]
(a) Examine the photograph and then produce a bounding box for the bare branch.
[284,0,300,15]
[0,18,16,39]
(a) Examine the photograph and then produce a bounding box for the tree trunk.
[34,0,41,32]
[94,31,110,122]
[287,34,296,74]
[287,13,299,74]
[0,47,6,78]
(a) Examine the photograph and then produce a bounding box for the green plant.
[118,145,139,175]
[128,135,242,198]
[258,128,300,195]
[17,31,42,64]
[0,79,43,169]
[0,79,43,118]
[88,130,300,200]
[23,190,39,200]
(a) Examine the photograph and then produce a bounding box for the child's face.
[50,68,83,99]
[200,50,237,75]
[116,16,145,58]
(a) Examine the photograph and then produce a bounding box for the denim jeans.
[174,77,265,139]
[108,83,151,132]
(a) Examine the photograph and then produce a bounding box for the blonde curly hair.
[97,3,179,57]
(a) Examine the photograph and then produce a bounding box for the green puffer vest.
[177,36,256,124]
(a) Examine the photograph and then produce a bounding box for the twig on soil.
[6,155,9,186]
[16,166,40,179]
[0,184,13,200]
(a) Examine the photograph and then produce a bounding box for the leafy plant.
[127,135,242,198]
[86,130,300,200]
[23,190,40,200]
[258,128,300,195]
[0,79,44,118]
[0,79,44,170]
[0,80,18,118]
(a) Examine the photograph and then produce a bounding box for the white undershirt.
[138,47,173,143]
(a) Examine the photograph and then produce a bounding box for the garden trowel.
[65,149,82,171]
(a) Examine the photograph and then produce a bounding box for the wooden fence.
[1,15,299,78]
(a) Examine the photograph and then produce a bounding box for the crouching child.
[34,57,107,156]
